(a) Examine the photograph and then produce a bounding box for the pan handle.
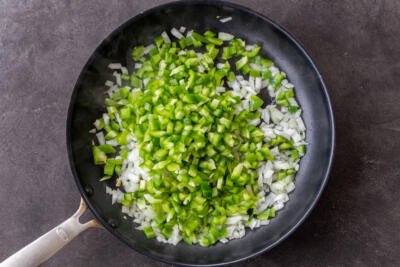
[1,199,101,267]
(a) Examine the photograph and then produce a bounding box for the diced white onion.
[179,26,186,33]
[170,28,184,39]
[218,32,234,41]
[143,44,155,54]
[108,63,122,69]
[161,31,171,43]
[219,16,232,23]
[113,71,121,86]
[105,80,114,87]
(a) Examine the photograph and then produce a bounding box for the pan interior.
[67,1,334,266]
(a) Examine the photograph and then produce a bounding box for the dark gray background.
[0,0,399,266]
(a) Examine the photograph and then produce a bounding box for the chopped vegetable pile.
[91,28,306,246]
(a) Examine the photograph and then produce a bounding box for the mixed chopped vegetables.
[91,28,306,246]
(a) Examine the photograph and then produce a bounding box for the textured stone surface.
[0,0,399,266]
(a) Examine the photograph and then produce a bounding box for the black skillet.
[2,1,334,266]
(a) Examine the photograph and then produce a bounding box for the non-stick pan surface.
[67,1,335,266]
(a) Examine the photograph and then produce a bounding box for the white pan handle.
[1,199,101,267]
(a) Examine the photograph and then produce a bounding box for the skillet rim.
[66,0,336,266]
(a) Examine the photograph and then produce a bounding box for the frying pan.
[1,1,334,266]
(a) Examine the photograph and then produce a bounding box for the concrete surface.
[0,0,399,266]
